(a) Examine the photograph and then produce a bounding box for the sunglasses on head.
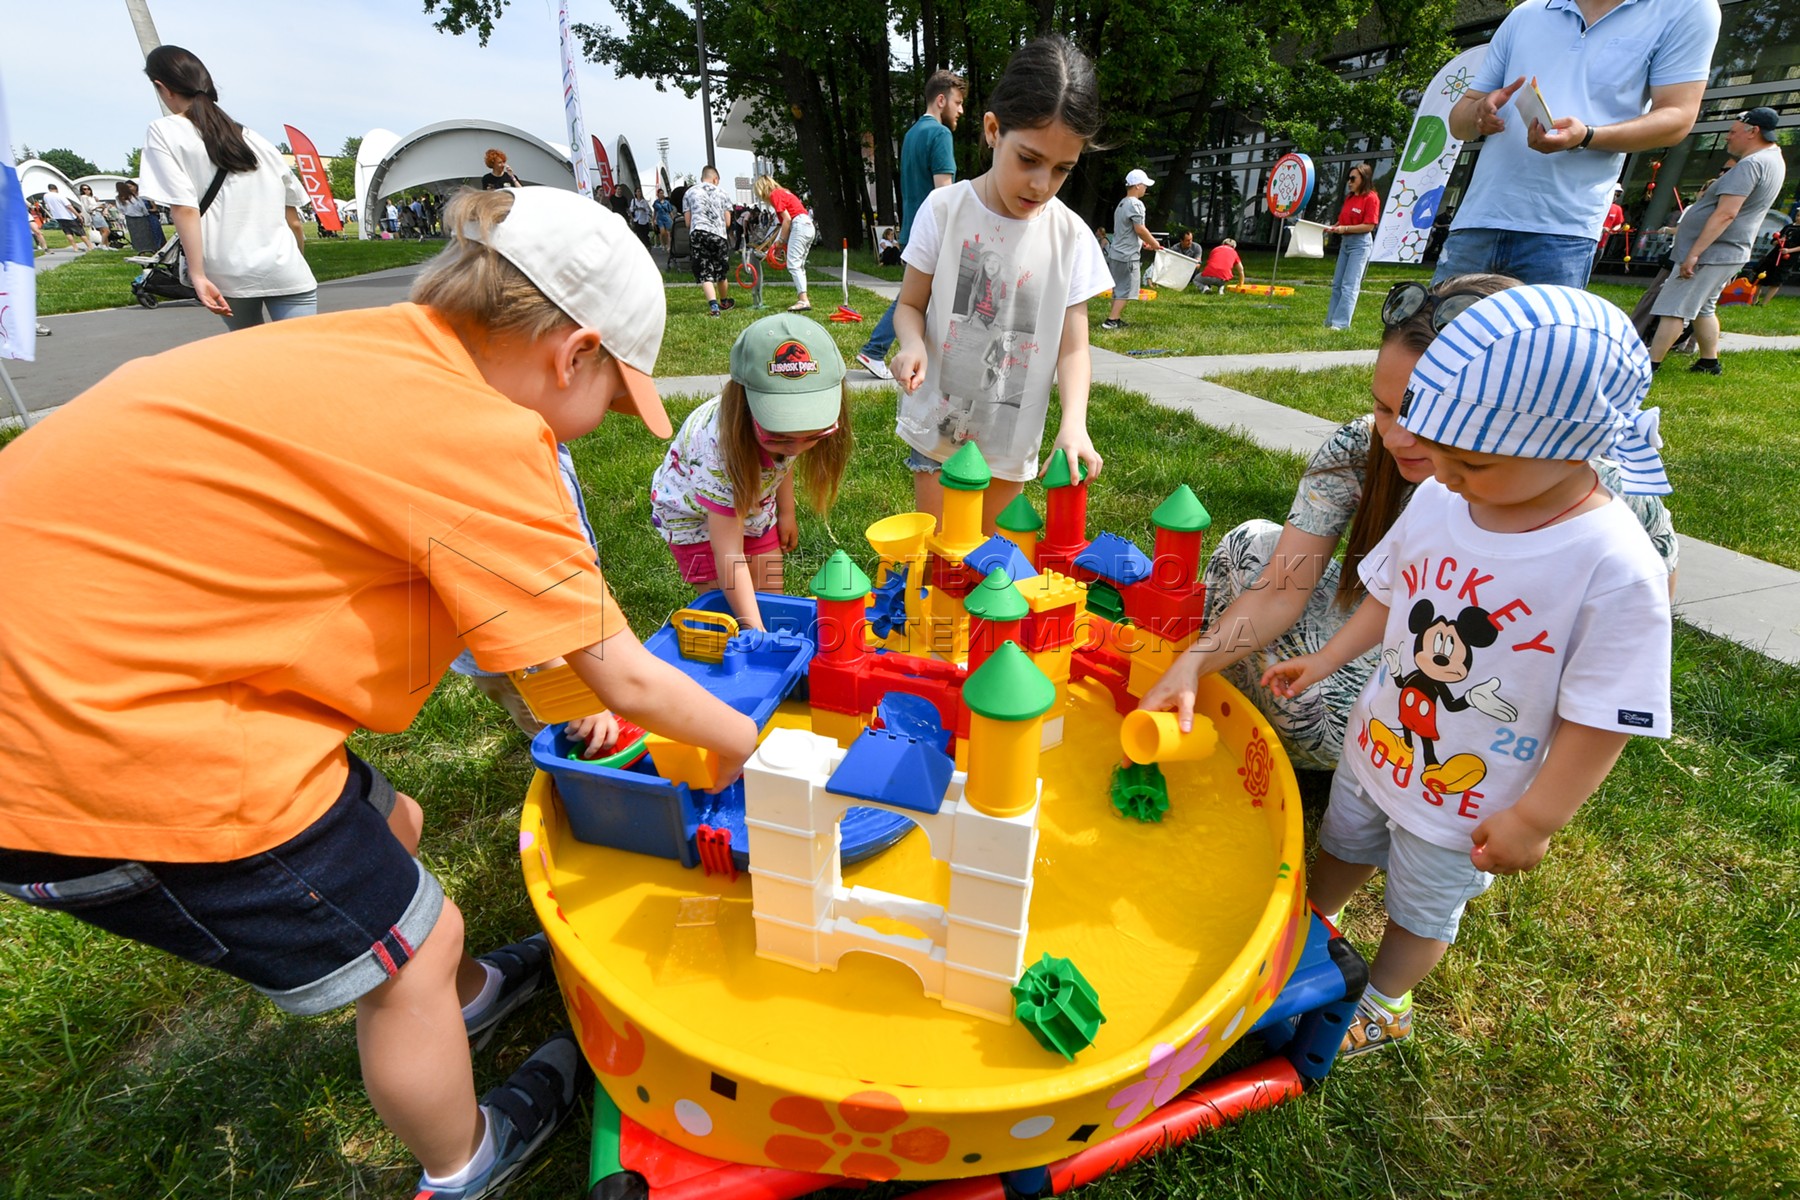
[1380,281,1486,334]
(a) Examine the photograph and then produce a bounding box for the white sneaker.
[856,351,894,381]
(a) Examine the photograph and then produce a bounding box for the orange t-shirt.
[0,304,625,862]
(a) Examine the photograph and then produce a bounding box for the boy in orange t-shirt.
[0,188,758,1199]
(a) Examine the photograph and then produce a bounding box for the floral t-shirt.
[1288,415,1679,572]
[650,397,793,546]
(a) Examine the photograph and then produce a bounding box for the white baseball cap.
[468,187,671,437]
[1125,168,1155,188]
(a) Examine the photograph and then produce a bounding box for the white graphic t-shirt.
[683,182,731,239]
[896,181,1111,481]
[649,397,793,546]
[1348,479,1671,851]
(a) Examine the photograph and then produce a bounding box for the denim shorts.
[0,752,443,1016]
[1431,228,1597,290]
[1316,766,1493,943]
[905,446,943,474]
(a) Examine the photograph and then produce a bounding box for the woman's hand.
[191,274,231,316]
[1136,649,1205,732]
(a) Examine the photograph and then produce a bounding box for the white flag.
[558,0,596,197]
[0,67,38,362]
[1374,45,1489,265]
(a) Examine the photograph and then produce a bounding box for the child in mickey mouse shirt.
[1263,285,1673,1059]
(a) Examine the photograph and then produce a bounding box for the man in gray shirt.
[1648,108,1788,376]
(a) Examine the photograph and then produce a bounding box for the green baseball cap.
[729,313,846,433]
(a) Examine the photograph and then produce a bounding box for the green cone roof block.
[1042,447,1088,490]
[940,441,992,492]
[996,493,1044,533]
[963,567,1030,623]
[963,640,1054,721]
[1151,485,1212,533]
[810,549,872,601]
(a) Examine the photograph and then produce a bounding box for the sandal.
[787,303,812,313]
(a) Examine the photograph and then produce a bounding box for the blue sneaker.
[414,1030,588,1199]
[465,933,551,1050]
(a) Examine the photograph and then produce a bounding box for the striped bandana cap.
[1399,285,1668,495]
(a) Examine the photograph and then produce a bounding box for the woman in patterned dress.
[1136,274,1679,771]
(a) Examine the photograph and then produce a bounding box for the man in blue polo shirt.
[857,70,965,380]
[1435,0,1720,289]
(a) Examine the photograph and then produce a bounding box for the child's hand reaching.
[1047,427,1104,480]
[778,509,799,552]
[1260,654,1328,698]
[1469,806,1554,875]
[565,711,621,759]
[889,346,927,394]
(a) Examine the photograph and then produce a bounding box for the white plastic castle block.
[743,726,1042,1023]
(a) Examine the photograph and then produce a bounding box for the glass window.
[1709,0,1800,89]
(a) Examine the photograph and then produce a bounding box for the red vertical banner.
[283,125,342,232]
[592,136,615,199]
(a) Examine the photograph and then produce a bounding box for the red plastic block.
[1022,603,1078,653]
[695,825,738,882]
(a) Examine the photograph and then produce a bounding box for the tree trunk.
[823,49,865,247]
[921,0,938,70]
[1151,72,1217,229]
[774,47,854,249]
[1034,0,1056,36]
[862,32,898,224]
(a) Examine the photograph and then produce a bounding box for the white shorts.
[1316,767,1494,943]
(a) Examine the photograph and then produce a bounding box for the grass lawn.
[846,247,906,281]
[1587,280,1800,339]
[1208,350,1800,570]
[36,230,444,316]
[2,381,1796,1198]
[653,283,893,377]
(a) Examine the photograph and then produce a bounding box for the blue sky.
[1,0,753,187]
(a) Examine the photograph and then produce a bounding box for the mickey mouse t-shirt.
[1347,479,1671,852]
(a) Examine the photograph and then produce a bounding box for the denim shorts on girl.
[0,751,443,1017]
[668,525,782,585]
[1316,766,1493,943]
[905,446,943,474]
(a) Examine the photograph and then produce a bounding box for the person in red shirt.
[1598,184,1626,265]
[1326,162,1382,329]
[754,174,818,312]
[1195,237,1244,293]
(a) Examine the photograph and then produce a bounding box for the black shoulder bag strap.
[198,168,228,216]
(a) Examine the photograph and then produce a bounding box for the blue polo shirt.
[898,113,956,244]
[1452,0,1719,241]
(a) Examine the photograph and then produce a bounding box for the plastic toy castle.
[526,440,1217,1031]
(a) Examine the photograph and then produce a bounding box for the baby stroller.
[129,235,198,308]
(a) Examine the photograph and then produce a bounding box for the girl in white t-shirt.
[889,36,1112,530]
[1262,285,1674,1061]
[140,45,316,330]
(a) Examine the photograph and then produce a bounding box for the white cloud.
[1,0,753,185]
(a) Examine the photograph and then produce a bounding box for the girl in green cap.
[650,314,854,630]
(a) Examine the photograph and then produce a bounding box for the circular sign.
[1264,152,1316,219]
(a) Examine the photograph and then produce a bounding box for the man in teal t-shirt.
[858,70,965,379]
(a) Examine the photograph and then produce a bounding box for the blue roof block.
[964,534,1039,581]
[828,727,955,815]
[1074,532,1152,586]
[867,571,911,640]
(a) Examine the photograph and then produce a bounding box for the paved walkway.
[10,263,1799,665]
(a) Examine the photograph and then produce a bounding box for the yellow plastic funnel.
[1120,710,1220,765]
[865,512,936,567]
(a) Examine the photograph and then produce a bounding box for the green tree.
[326,136,361,204]
[123,147,142,177]
[38,147,100,179]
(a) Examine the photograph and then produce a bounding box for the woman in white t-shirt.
[139,45,316,330]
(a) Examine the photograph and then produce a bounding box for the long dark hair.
[144,46,256,174]
[986,36,1106,146]
[1334,272,1518,606]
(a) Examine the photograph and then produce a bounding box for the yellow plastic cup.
[1120,710,1220,765]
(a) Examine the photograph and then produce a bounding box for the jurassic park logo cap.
[728,313,846,433]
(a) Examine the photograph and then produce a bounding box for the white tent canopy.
[18,158,76,201]
[360,119,575,235]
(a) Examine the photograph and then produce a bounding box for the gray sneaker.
[414,1030,588,1200]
